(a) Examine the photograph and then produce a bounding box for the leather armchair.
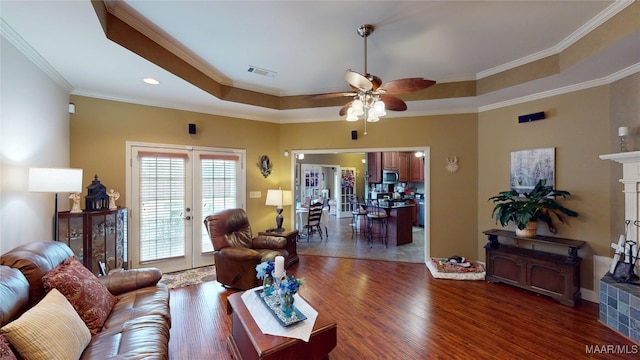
[204,208,288,290]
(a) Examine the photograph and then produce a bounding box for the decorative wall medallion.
[260,155,272,178]
[445,156,459,174]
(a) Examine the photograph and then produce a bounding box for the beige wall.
[69,95,283,231]
[69,97,479,261]
[70,72,638,291]
[247,113,480,259]
[608,73,640,243]
[478,86,612,290]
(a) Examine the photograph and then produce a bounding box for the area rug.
[427,258,486,280]
[159,265,217,289]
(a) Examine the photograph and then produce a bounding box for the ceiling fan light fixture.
[325,23,435,133]
[352,99,364,116]
[366,108,380,122]
[346,108,359,121]
[373,100,386,116]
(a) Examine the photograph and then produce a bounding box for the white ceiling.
[1,0,638,123]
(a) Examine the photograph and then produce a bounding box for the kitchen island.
[365,203,415,246]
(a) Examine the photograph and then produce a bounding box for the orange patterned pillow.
[42,256,118,335]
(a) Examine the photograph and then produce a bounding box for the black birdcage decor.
[85,174,109,211]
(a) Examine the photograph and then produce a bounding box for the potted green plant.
[488,179,578,237]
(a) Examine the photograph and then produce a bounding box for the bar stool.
[350,196,368,238]
[366,200,388,247]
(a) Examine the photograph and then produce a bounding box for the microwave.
[382,170,399,184]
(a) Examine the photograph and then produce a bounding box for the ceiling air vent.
[247,65,277,78]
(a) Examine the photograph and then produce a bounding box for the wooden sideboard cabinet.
[58,208,128,275]
[483,229,585,307]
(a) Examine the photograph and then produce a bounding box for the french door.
[126,142,245,273]
[340,167,356,218]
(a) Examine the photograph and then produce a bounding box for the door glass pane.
[139,155,186,262]
[201,157,238,253]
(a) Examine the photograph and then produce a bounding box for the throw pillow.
[0,335,17,360]
[0,289,91,360]
[42,256,118,335]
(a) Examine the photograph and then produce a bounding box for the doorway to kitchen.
[290,147,430,264]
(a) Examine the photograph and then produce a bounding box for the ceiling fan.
[313,24,436,133]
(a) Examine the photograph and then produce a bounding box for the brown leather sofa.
[204,208,289,290]
[0,241,170,360]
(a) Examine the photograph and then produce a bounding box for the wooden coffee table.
[227,292,337,360]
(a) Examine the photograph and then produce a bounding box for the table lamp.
[265,188,293,232]
[28,168,83,241]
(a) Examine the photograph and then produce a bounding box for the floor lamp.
[28,168,83,241]
[265,188,293,233]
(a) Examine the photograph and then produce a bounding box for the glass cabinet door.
[58,208,128,275]
[58,212,85,263]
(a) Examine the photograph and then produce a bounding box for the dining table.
[296,206,330,234]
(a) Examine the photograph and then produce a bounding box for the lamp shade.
[265,189,293,208]
[28,168,83,193]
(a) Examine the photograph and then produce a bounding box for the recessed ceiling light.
[143,78,160,85]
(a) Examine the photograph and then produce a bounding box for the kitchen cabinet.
[367,152,382,183]
[58,208,128,275]
[397,152,409,182]
[410,154,424,182]
[382,152,398,170]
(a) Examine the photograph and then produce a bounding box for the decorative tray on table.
[255,289,307,327]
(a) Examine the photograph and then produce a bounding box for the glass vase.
[281,293,295,318]
[263,275,275,296]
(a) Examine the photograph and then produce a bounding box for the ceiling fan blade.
[309,92,357,100]
[339,101,354,116]
[345,70,373,91]
[380,95,407,111]
[378,78,436,94]
[368,74,382,91]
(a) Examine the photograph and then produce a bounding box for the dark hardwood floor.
[168,255,637,359]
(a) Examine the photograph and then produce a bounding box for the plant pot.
[515,221,538,238]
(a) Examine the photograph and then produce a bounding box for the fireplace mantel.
[600,151,640,344]
[600,151,640,163]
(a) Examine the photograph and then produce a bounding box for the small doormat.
[427,258,486,280]
[159,265,217,289]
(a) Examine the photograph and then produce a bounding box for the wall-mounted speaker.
[188,123,196,134]
[351,130,357,140]
[518,112,545,123]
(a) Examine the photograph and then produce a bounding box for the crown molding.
[477,0,634,80]
[0,19,73,92]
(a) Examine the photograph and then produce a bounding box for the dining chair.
[366,200,388,247]
[302,201,324,242]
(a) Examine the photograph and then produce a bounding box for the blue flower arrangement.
[256,261,275,279]
[279,275,304,295]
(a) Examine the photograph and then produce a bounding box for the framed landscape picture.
[510,147,555,194]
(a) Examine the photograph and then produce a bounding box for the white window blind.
[200,154,240,253]
[139,152,187,262]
